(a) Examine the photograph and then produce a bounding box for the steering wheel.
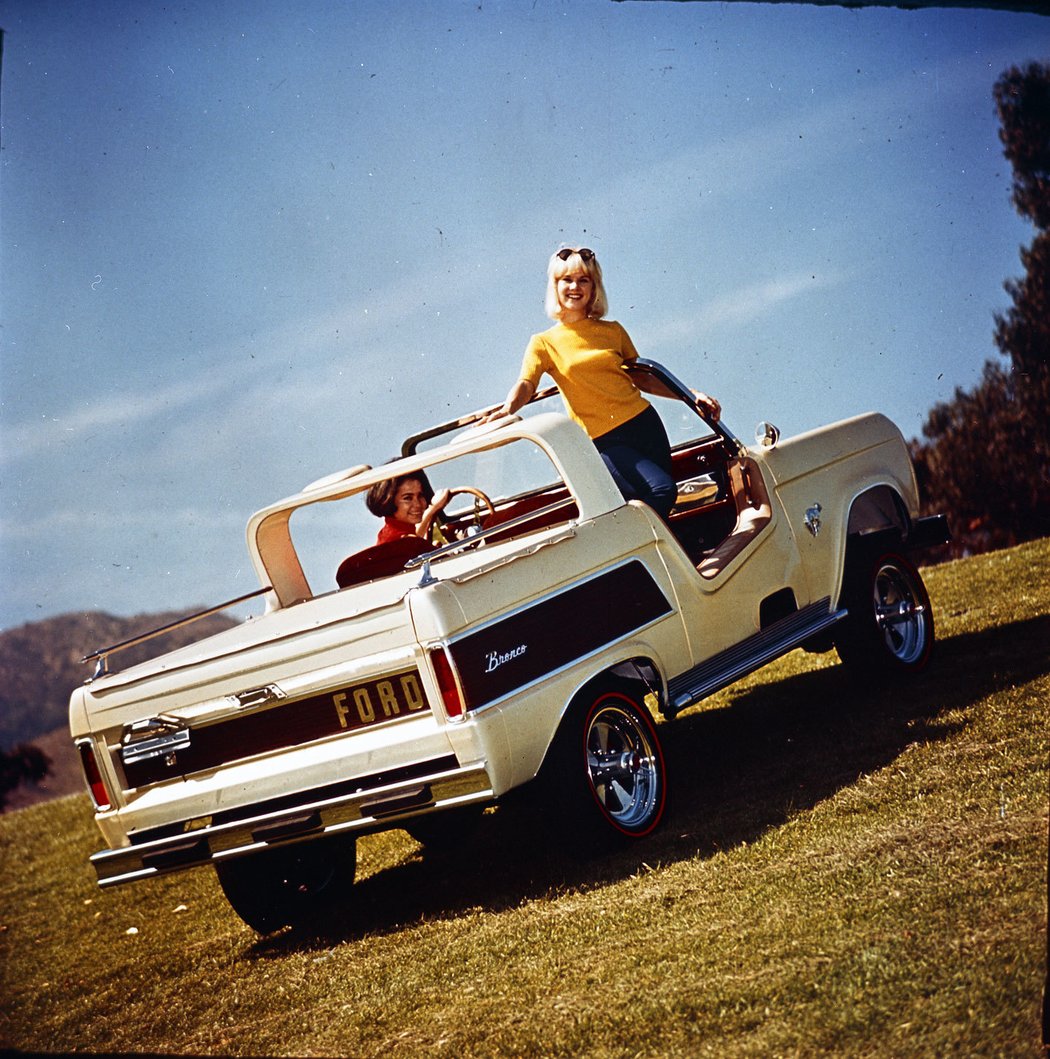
[427,485,493,542]
[447,486,496,528]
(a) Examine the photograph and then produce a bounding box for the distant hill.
[0,608,239,811]
[0,608,239,748]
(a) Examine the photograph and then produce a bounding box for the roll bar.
[400,358,744,458]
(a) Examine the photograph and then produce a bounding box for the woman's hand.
[479,379,536,425]
[478,404,511,425]
[692,390,721,422]
[417,489,452,540]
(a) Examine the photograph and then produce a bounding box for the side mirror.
[755,421,781,449]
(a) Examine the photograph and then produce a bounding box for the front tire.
[836,548,934,674]
[214,834,357,934]
[544,684,668,848]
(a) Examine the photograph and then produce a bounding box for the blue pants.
[593,405,676,520]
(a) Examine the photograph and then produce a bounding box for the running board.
[665,598,847,718]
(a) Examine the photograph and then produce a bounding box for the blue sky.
[2,0,1048,631]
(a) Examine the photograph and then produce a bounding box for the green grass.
[2,540,1047,1057]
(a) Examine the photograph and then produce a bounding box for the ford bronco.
[70,360,948,932]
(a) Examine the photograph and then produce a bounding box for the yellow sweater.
[518,318,649,439]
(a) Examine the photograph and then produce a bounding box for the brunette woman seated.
[365,471,452,546]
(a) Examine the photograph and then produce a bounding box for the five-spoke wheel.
[544,684,668,847]
[836,548,934,673]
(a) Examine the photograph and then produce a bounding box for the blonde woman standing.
[488,246,719,520]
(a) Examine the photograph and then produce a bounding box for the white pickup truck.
[70,360,948,933]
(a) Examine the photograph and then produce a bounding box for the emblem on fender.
[804,503,823,537]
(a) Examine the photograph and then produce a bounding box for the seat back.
[696,459,773,580]
[336,535,434,589]
[480,491,578,544]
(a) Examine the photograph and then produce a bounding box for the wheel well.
[608,658,663,710]
[559,659,663,743]
[841,487,910,598]
[847,485,909,540]
[573,658,661,707]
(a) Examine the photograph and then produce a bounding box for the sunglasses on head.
[556,247,595,262]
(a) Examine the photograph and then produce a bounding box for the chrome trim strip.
[437,556,664,648]
[427,557,674,717]
[406,496,578,583]
[81,587,273,681]
[461,616,670,720]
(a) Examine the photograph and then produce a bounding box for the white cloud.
[645,270,845,349]
[1,246,503,473]
[1,375,218,466]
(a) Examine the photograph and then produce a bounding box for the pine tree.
[912,63,1050,553]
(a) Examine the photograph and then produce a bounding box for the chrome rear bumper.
[91,761,493,888]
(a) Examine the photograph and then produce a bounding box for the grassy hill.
[0,540,1046,1057]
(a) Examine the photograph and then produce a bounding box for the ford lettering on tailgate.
[122,670,428,789]
[332,673,426,728]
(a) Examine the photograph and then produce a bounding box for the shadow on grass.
[662,612,1049,849]
[248,613,1050,956]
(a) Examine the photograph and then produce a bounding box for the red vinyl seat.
[336,535,434,589]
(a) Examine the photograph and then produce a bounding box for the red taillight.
[429,647,465,720]
[76,740,112,811]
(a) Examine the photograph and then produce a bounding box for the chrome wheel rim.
[585,703,661,830]
[872,560,929,665]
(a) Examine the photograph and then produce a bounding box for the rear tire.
[544,683,668,849]
[214,834,357,934]
[836,548,934,674]
[404,805,486,851]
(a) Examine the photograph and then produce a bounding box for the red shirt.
[376,517,418,545]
